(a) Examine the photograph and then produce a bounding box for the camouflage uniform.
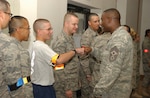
[0,32,33,98]
[132,41,140,89]
[93,26,133,98]
[0,32,12,98]
[89,32,111,98]
[52,31,80,98]
[80,27,99,98]
[142,36,150,89]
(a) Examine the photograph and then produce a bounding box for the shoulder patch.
[109,46,119,62]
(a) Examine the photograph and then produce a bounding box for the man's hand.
[75,48,84,55]
[83,46,92,54]
[65,90,73,98]
[86,74,92,82]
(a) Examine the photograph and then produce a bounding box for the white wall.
[9,0,67,48]
[20,0,37,48]
[126,0,139,32]
[37,0,67,45]
[117,0,127,25]
[140,0,150,45]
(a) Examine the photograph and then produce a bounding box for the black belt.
[8,76,31,91]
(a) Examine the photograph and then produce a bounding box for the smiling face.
[39,22,53,41]
[66,15,79,35]
[100,12,111,32]
[88,15,100,31]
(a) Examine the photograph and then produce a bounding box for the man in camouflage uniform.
[123,25,142,97]
[0,0,13,97]
[52,12,84,98]
[88,32,111,98]
[93,8,133,98]
[5,16,33,98]
[80,13,100,98]
[142,29,150,97]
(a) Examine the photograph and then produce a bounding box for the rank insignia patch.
[109,46,119,62]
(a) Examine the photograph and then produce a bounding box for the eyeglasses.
[20,27,31,30]
[4,12,13,17]
[41,28,53,31]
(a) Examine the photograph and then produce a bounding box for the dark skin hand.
[82,46,92,54]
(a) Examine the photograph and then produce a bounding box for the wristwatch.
[72,49,76,54]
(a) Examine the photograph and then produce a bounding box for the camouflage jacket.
[142,36,150,65]
[52,31,80,91]
[80,27,99,75]
[90,32,111,88]
[0,32,12,98]
[142,36,150,72]
[0,33,33,98]
[93,26,133,98]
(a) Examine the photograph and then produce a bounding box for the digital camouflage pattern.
[80,27,99,98]
[132,41,140,89]
[0,33,12,98]
[52,31,80,98]
[93,26,133,98]
[89,32,111,98]
[142,36,150,87]
[90,32,111,88]
[0,32,33,98]
[80,27,99,75]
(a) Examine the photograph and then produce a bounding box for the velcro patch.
[109,46,119,62]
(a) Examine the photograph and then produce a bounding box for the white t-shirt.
[29,40,57,86]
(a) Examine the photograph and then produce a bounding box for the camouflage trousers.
[0,85,11,98]
[80,70,92,98]
[143,64,150,87]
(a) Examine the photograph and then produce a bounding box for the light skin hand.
[75,48,84,55]
[65,90,73,98]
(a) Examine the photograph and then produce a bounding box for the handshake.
[74,46,92,55]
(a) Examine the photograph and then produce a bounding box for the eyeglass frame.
[20,27,31,30]
[41,27,53,31]
[4,12,13,17]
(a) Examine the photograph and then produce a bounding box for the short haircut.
[8,16,27,34]
[145,29,150,37]
[33,18,50,33]
[0,0,10,12]
[104,8,121,21]
[88,13,99,21]
[63,12,78,25]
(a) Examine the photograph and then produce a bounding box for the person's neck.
[63,28,72,36]
[110,24,121,34]
[11,33,22,42]
[36,38,46,43]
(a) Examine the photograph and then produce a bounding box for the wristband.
[72,49,76,54]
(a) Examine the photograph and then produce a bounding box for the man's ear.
[0,11,4,23]
[88,21,91,26]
